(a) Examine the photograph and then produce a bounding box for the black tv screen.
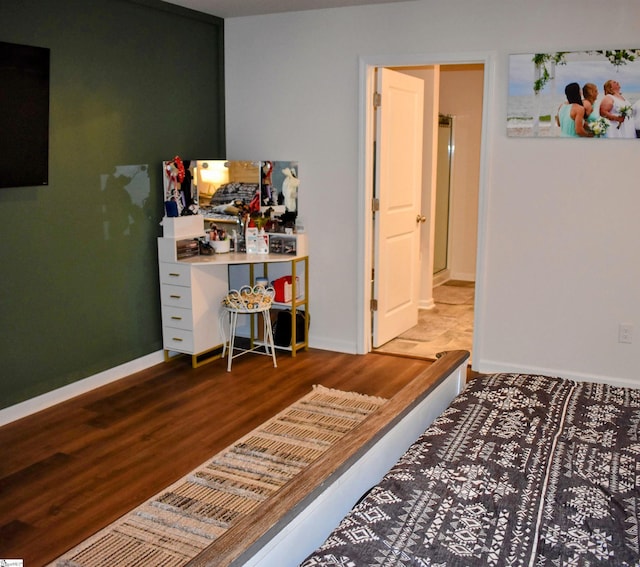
[0,41,50,189]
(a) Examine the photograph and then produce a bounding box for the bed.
[185,351,639,566]
[299,368,640,566]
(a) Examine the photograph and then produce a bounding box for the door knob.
[416,214,426,223]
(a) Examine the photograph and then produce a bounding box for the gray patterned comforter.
[300,373,640,566]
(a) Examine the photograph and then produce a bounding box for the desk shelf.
[158,236,309,367]
[230,255,309,356]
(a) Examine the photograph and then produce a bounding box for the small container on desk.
[211,239,230,253]
[267,233,307,256]
[176,239,199,259]
[160,215,205,238]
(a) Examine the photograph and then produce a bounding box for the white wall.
[225,0,640,387]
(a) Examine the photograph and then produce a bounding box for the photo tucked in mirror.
[259,161,299,225]
[163,157,198,217]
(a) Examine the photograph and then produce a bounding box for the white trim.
[476,358,637,390]
[470,53,496,371]
[419,298,436,310]
[433,269,451,288]
[357,51,496,359]
[356,58,376,354]
[450,271,477,282]
[309,338,358,355]
[0,351,165,426]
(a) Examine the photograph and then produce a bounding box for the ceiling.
[162,0,414,18]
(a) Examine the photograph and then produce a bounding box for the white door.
[372,68,424,347]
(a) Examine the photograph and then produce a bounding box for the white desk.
[158,238,309,367]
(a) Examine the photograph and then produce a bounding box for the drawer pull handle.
[170,294,181,299]
[172,337,183,342]
[169,272,180,277]
[171,316,182,321]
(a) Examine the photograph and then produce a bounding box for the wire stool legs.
[221,285,278,372]
[221,307,277,371]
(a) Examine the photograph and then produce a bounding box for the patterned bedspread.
[300,373,640,566]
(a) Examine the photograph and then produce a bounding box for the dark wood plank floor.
[0,348,444,566]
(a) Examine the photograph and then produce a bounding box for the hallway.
[375,281,474,360]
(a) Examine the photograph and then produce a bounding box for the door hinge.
[373,91,381,108]
[372,198,380,212]
[370,298,378,311]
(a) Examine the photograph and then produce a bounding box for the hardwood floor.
[0,348,442,566]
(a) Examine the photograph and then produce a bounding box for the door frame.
[356,51,496,358]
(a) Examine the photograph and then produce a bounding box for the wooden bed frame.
[186,350,470,567]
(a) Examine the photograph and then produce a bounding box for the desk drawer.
[162,305,193,331]
[160,284,193,309]
[162,327,194,353]
[159,262,192,287]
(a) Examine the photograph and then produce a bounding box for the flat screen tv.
[0,41,50,189]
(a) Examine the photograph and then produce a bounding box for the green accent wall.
[0,0,225,409]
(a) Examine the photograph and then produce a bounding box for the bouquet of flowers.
[618,105,633,129]
[587,117,609,137]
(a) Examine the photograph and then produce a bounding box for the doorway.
[357,54,492,362]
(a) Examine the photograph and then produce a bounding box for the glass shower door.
[434,114,453,275]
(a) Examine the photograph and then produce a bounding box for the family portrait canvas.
[508,49,640,138]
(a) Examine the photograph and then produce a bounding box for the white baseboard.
[475,357,636,390]
[0,351,165,427]
[308,337,358,355]
[449,271,475,282]
[419,298,436,310]
[433,270,450,287]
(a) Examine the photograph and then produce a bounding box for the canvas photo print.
[508,49,640,138]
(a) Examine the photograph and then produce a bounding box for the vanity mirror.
[162,158,299,230]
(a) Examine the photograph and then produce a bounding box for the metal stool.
[220,285,277,372]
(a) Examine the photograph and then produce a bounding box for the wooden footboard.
[186,350,470,567]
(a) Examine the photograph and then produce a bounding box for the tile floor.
[374,281,474,361]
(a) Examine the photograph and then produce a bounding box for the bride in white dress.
[599,79,636,138]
